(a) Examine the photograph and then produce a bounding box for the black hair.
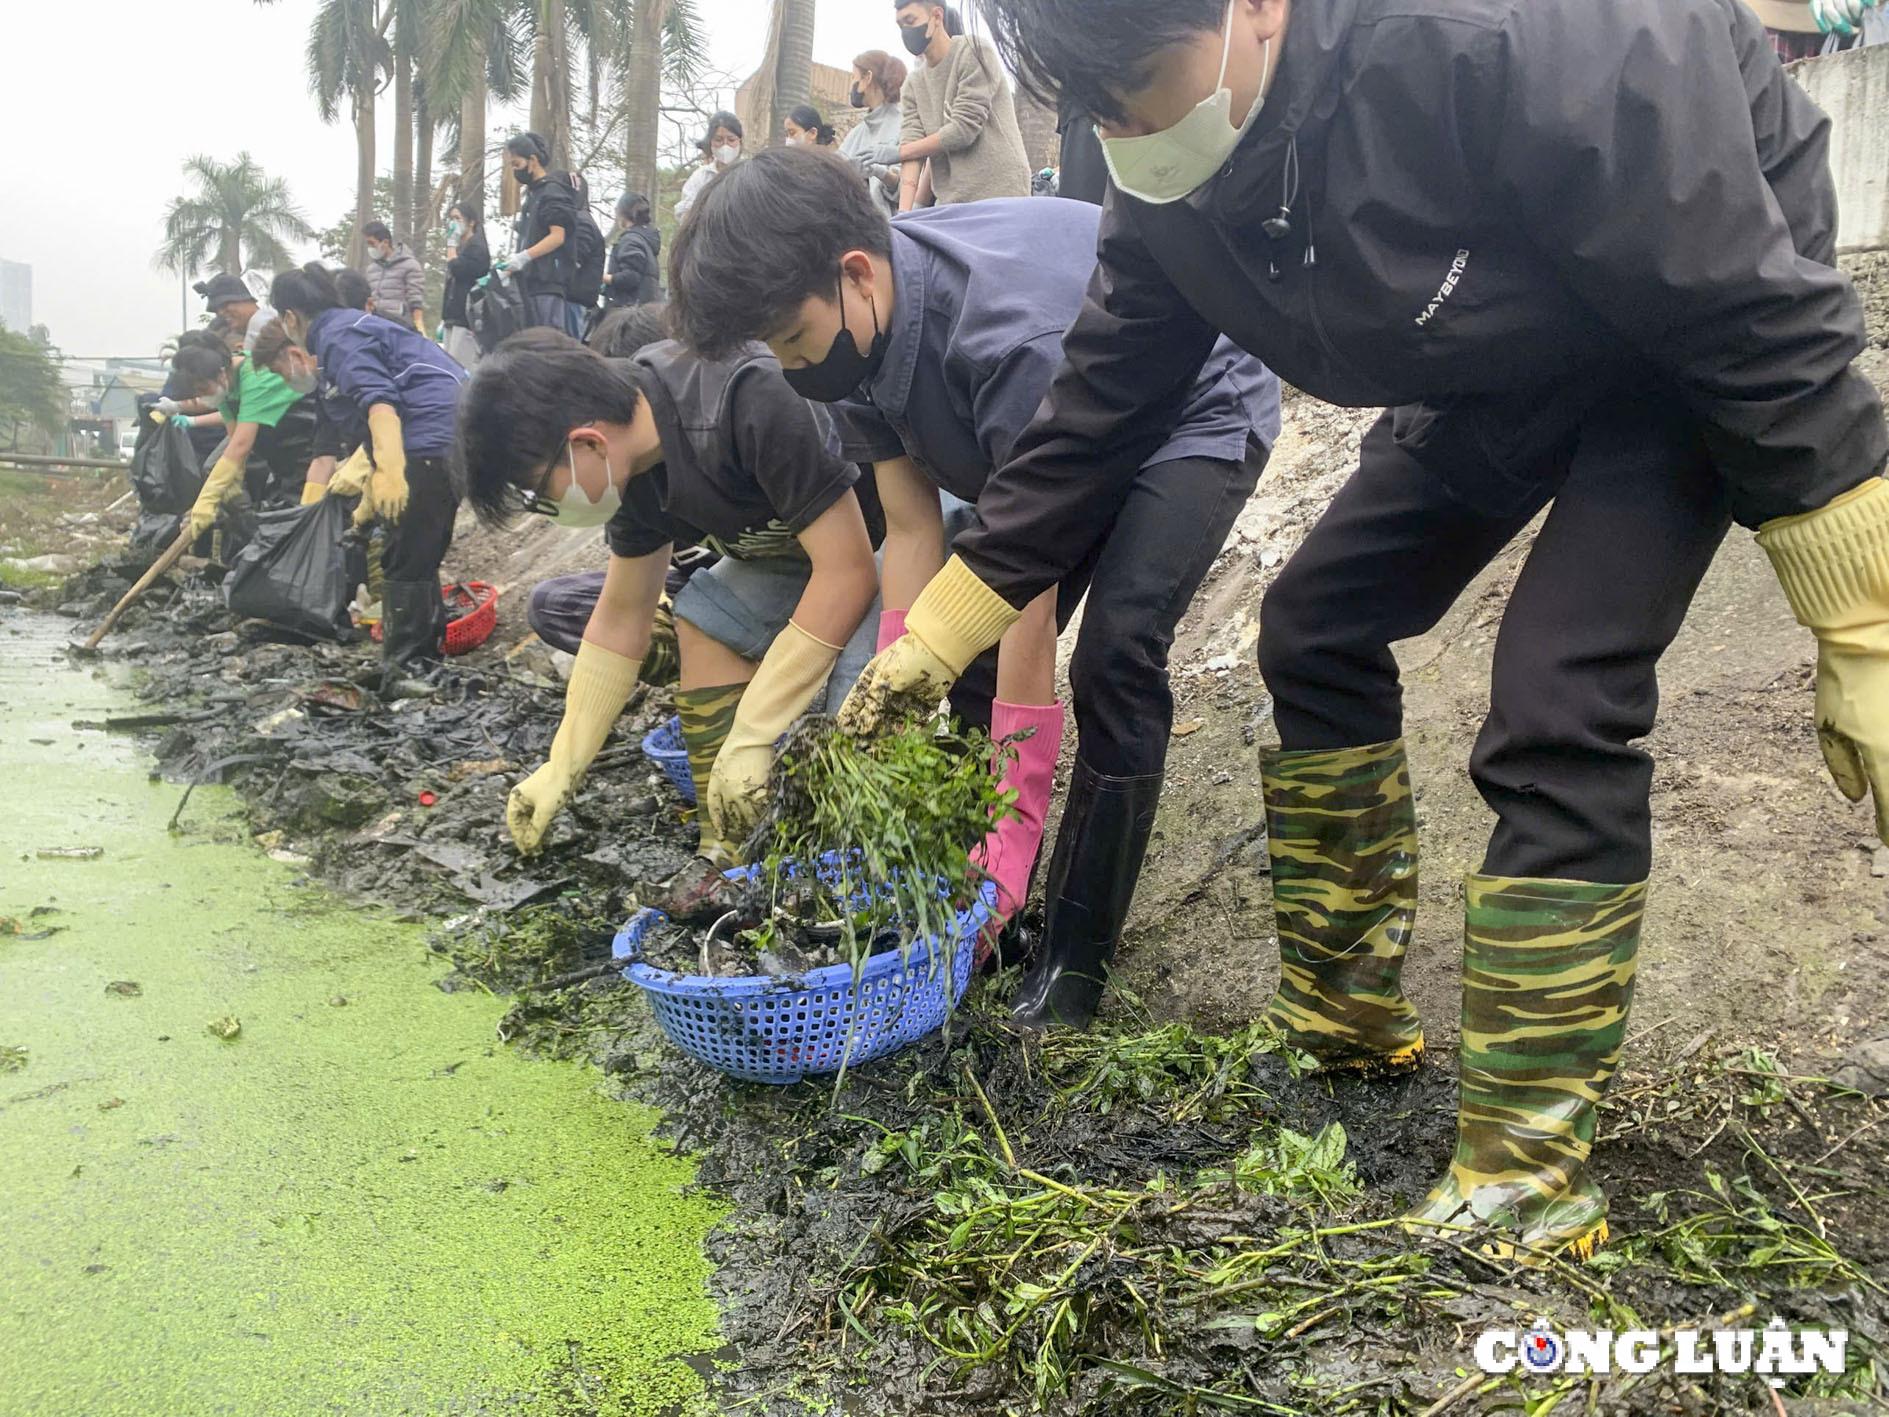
[505,131,551,165]
[270,262,344,320]
[669,148,890,359]
[893,1,964,35]
[786,105,836,145]
[454,327,646,527]
[704,110,743,144]
[362,220,393,244]
[616,192,652,226]
[449,197,482,229]
[979,0,1222,124]
[335,268,373,312]
[170,340,230,396]
[588,304,672,359]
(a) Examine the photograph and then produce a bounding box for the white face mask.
[555,439,622,528]
[1097,1,1273,205]
[285,366,318,397]
[714,143,740,167]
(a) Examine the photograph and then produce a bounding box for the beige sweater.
[900,33,1031,206]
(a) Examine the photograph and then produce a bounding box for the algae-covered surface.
[0,615,723,1416]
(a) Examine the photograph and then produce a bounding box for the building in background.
[0,259,30,332]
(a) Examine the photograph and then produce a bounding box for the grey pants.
[528,553,880,712]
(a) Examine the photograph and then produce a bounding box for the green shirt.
[222,358,304,430]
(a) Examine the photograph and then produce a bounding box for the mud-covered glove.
[837,556,1020,737]
[185,457,245,540]
[1757,477,1889,839]
[507,640,640,854]
[365,404,410,524]
[708,622,843,850]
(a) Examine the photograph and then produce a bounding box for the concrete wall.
[1790,43,1889,253]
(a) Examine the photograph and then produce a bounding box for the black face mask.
[849,84,867,109]
[511,162,532,185]
[781,275,886,403]
[899,21,932,56]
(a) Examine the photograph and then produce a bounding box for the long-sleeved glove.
[507,640,640,854]
[836,555,1020,737]
[1757,477,1889,838]
[326,447,373,499]
[707,622,843,850]
[365,405,410,524]
[185,457,245,540]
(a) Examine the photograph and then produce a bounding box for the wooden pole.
[83,528,193,651]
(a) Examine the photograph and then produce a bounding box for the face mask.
[849,85,867,108]
[714,143,740,166]
[512,163,531,185]
[446,220,462,243]
[900,19,933,56]
[781,273,887,403]
[1097,1,1273,205]
[784,134,802,147]
[285,366,318,397]
[555,439,622,527]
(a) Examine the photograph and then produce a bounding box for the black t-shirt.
[605,341,861,562]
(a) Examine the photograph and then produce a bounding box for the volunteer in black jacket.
[500,132,579,334]
[440,199,491,367]
[840,0,1889,1263]
[605,193,662,308]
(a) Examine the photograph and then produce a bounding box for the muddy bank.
[0,610,723,1415]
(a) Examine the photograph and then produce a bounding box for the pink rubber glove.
[876,608,908,653]
[975,699,1065,930]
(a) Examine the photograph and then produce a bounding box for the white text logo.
[1476,1318,1847,1389]
[1415,248,1471,327]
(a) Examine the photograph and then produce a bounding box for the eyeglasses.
[509,485,559,519]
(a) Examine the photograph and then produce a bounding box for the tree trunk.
[351,83,376,269]
[530,0,573,171]
[458,46,486,211]
[393,36,415,245]
[621,0,669,202]
[219,223,241,275]
[413,77,435,245]
[769,0,817,148]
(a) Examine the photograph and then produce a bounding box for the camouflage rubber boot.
[675,680,747,855]
[1260,740,1425,1074]
[638,598,681,687]
[1404,874,1645,1263]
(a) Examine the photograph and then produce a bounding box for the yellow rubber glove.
[185,457,245,540]
[299,480,329,506]
[707,622,844,850]
[365,404,410,524]
[326,447,373,498]
[506,640,640,854]
[1757,476,1889,838]
[836,555,1020,737]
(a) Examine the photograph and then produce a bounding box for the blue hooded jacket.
[307,309,468,458]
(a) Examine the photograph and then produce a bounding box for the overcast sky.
[0,0,904,363]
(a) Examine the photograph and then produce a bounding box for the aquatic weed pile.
[742,716,1019,972]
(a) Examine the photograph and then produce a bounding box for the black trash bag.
[467,276,529,354]
[222,497,366,642]
[129,413,203,516]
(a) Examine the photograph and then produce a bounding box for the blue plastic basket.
[613,862,996,1084]
[641,714,696,803]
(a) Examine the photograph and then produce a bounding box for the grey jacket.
[958,0,1888,604]
[839,101,903,216]
[366,242,426,321]
[900,34,1031,206]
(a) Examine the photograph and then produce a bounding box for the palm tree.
[768,0,817,149]
[426,0,529,212]
[154,154,316,278]
[302,0,393,267]
[620,0,705,200]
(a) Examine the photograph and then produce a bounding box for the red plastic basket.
[368,581,499,654]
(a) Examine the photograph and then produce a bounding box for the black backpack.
[567,203,606,309]
[467,275,530,353]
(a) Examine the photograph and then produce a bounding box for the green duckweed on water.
[0,619,724,1416]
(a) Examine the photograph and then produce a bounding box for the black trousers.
[1258,396,1733,883]
[955,440,1267,777]
[380,455,460,584]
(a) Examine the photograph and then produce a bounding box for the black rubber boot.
[380,579,446,696]
[1008,762,1164,1031]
